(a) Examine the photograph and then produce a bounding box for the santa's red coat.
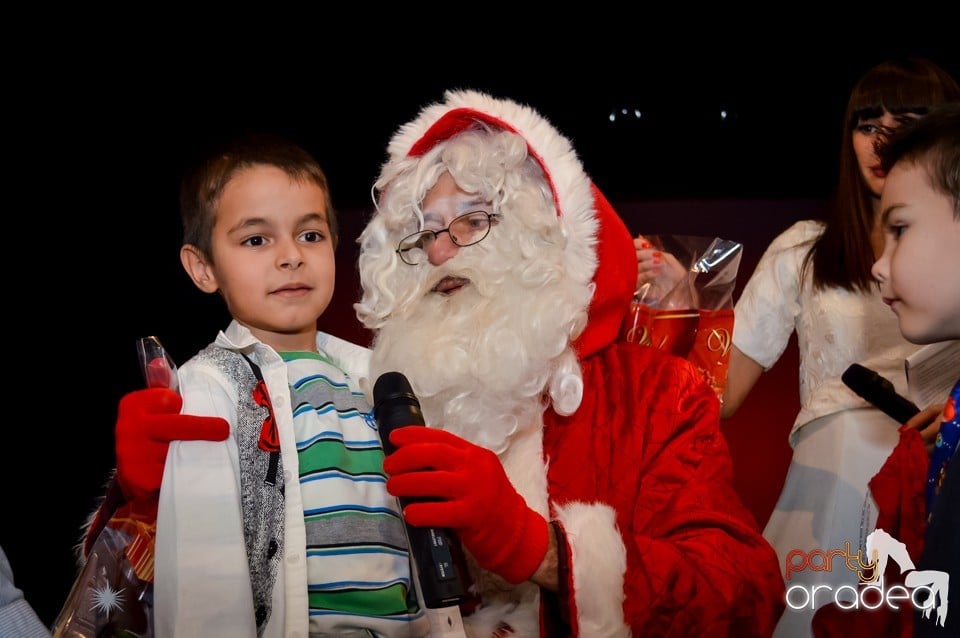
[533,341,786,636]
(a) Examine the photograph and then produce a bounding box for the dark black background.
[6,32,959,628]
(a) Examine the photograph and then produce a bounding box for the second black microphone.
[841,363,921,424]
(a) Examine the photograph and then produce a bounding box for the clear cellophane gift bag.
[621,235,742,400]
[52,337,177,638]
[52,491,158,637]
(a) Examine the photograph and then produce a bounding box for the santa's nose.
[426,233,460,266]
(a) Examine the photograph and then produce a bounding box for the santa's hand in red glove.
[383,426,551,585]
[115,388,230,502]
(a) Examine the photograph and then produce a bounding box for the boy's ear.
[180,244,219,293]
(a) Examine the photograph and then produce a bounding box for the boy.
[154,132,429,637]
[871,102,960,637]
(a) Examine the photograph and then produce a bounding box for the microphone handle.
[882,396,921,425]
[398,499,468,609]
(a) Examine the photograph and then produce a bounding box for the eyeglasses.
[396,211,500,265]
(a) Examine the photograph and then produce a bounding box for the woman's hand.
[635,234,693,306]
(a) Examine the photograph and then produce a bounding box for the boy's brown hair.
[879,102,960,218]
[180,132,338,258]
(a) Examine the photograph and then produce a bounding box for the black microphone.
[373,371,467,610]
[841,363,921,424]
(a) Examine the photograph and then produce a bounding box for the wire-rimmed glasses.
[396,211,500,265]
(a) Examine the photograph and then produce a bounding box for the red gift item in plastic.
[691,308,735,398]
[623,235,741,400]
[623,304,700,358]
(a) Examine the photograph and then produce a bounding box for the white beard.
[367,251,581,454]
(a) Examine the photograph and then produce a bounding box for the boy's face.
[872,160,960,344]
[188,165,336,351]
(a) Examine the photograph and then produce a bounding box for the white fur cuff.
[555,502,629,637]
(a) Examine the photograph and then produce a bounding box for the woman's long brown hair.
[805,57,960,292]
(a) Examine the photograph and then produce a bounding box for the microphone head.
[373,371,417,409]
[841,363,876,391]
[373,371,425,431]
[842,363,895,396]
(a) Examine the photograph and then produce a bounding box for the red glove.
[383,426,549,584]
[115,388,230,502]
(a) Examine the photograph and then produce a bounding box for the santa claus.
[354,90,785,636]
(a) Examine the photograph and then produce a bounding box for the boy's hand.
[904,402,946,454]
[383,426,549,584]
[115,388,229,501]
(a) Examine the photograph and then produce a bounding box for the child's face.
[201,165,336,351]
[872,160,960,344]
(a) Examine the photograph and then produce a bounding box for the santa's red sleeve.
[543,343,785,637]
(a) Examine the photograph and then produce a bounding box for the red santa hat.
[384,89,637,359]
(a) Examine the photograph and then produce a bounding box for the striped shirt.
[282,351,428,636]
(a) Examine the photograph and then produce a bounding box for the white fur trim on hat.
[384,89,599,294]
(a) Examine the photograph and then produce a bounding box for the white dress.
[733,220,922,638]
